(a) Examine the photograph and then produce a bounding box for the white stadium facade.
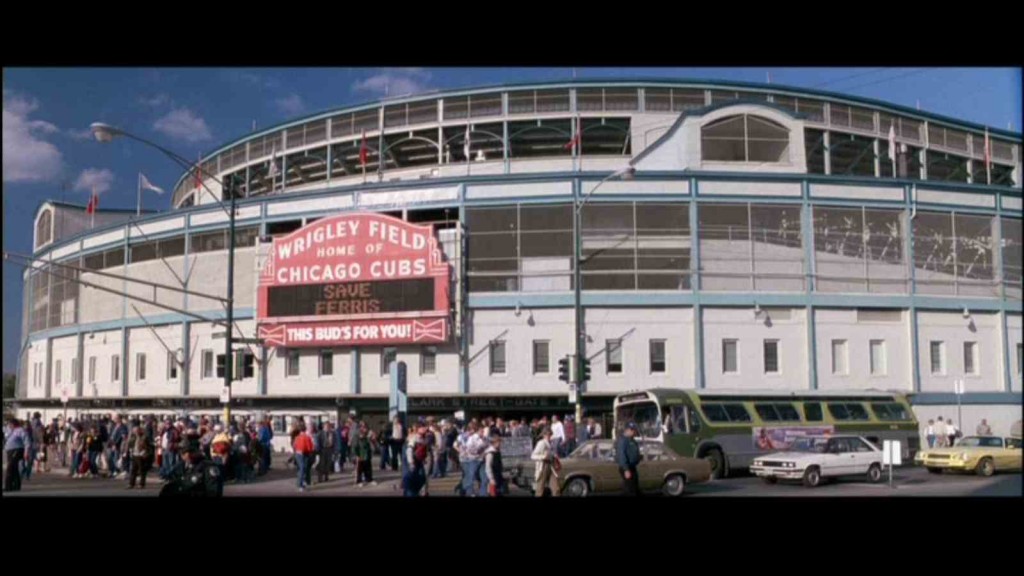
[11,78,1024,438]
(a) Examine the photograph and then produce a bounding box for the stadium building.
[11,78,1023,439]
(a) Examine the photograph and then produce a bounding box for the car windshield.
[956,436,1003,448]
[787,437,829,453]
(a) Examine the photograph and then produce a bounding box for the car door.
[997,438,1022,470]
[637,442,665,492]
[849,437,879,473]
[823,438,853,476]
[593,441,620,492]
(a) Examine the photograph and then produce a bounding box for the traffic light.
[580,357,591,383]
[558,356,570,382]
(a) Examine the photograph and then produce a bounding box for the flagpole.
[136,172,142,217]
[985,128,992,186]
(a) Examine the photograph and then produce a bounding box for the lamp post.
[90,122,238,426]
[573,166,636,427]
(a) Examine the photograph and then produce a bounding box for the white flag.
[463,125,471,161]
[268,145,280,177]
[139,173,164,194]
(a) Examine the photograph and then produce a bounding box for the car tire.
[926,467,943,474]
[976,457,995,477]
[564,477,590,497]
[802,466,822,488]
[866,463,882,484]
[662,474,685,497]
[761,477,778,485]
[703,448,728,480]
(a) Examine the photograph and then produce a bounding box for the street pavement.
[4,461,1020,497]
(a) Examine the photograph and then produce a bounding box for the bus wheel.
[976,458,995,477]
[704,448,728,479]
[866,463,882,484]
[662,474,685,497]
[802,466,822,488]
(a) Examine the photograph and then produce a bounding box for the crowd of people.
[3,411,276,493]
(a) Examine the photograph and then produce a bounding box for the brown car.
[557,440,712,497]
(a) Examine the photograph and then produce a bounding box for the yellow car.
[915,436,1023,476]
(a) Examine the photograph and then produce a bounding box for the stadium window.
[930,341,945,375]
[702,114,789,163]
[286,349,301,377]
[319,350,333,377]
[88,356,96,384]
[135,353,146,382]
[489,341,506,375]
[111,355,120,382]
[381,347,397,376]
[532,341,549,374]
[649,340,666,374]
[963,342,979,376]
[831,339,848,375]
[606,339,623,374]
[202,349,214,379]
[421,346,437,376]
[763,339,780,374]
[36,209,53,248]
[722,339,739,374]
[870,340,887,376]
[130,241,158,263]
[167,351,178,380]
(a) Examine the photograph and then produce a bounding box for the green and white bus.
[613,389,919,479]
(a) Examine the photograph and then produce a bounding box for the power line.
[811,67,891,89]
[838,68,938,93]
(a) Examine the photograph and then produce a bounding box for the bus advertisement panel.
[754,426,835,451]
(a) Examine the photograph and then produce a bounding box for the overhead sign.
[257,213,450,347]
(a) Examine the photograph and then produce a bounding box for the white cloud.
[224,70,280,90]
[73,168,115,195]
[66,128,95,141]
[351,68,433,97]
[2,89,64,183]
[275,93,305,116]
[139,93,171,108]
[153,108,212,143]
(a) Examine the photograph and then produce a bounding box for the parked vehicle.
[915,436,1022,476]
[749,434,885,488]
[557,439,711,497]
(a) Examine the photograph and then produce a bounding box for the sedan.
[750,435,885,488]
[557,440,711,497]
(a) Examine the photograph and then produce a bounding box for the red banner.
[256,212,451,347]
[258,318,448,347]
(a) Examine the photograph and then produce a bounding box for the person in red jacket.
[293,423,315,492]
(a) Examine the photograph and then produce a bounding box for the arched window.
[36,209,53,248]
[701,114,790,163]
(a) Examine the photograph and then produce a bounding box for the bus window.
[828,403,870,421]
[871,402,909,421]
[614,401,661,438]
[701,403,729,423]
[755,404,780,422]
[804,403,823,421]
[723,404,751,422]
[775,403,800,421]
[670,405,701,434]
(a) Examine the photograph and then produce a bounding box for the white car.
[750,435,884,488]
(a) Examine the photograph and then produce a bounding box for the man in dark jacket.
[614,421,642,496]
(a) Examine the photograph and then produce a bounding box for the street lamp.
[573,166,636,426]
[90,122,239,427]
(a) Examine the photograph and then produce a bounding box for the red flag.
[85,191,98,214]
[565,117,582,150]
[359,129,369,167]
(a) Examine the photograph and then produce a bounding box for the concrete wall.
[917,310,1002,393]
[703,306,807,390]
[814,308,911,391]
[1007,314,1022,392]
[468,308,574,395]
[584,308,694,393]
[82,329,123,398]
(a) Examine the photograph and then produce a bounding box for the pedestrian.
[389,415,404,471]
[338,419,350,473]
[159,420,181,479]
[457,421,487,497]
[615,422,642,496]
[947,419,960,447]
[232,424,252,484]
[925,419,936,448]
[564,416,576,453]
[70,423,85,478]
[403,425,429,497]
[976,419,993,436]
[4,418,29,492]
[126,425,154,489]
[317,422,335,484]
[292,423,314,492]
[87,424,104,478]
[531,427,559,497]
[484,434,504,497]
[550,415,566,458]
[257,419,273,475]
[21,412,41,481]
[353,423,376,487]
[934,417,948,447]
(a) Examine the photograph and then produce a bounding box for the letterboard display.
[267,278,435,318]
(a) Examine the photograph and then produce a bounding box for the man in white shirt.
[457,422,487,497]
[925,419,936,448]
[550,415,566,457]
[946,420,959,447]
[976,419,992,436]
[934,417,948,447]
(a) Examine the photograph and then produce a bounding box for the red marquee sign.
[256,212,450,347]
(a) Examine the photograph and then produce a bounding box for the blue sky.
[3,66,1021,374]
